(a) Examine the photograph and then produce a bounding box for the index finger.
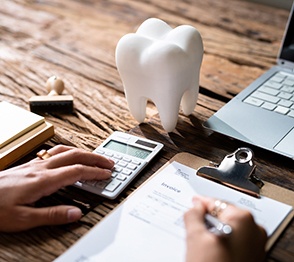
[45,147,115,170]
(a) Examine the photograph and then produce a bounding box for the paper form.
[55,161,293,262]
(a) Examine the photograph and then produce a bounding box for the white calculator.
[74,131,164,199]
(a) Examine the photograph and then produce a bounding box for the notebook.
[203,3,294,160]
[0,101,55,169]
[0,101,44,148]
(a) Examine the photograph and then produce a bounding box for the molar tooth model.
[115,18,203,132]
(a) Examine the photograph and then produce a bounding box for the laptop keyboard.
[243,71,294,118]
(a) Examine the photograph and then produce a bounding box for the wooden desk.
[0,0,293,261]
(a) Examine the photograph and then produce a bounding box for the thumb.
[16,205,82,231]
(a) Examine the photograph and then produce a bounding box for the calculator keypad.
[74,149,142,197]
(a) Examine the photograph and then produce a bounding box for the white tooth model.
[115,18,203,132]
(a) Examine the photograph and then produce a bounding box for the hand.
[0,145,114,232]
[184,195,267,262]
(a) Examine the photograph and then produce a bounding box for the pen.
[205,213,232,236]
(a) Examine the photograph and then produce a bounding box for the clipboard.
[168,151,294,251]
[56,150,294,261]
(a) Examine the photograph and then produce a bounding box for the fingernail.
[108,158,115,165]
[67,208,82,222]
[104,169,113,176]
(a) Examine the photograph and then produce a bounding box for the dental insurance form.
[56,153,293,262]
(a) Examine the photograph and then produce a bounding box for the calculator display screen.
[104,140,152,159]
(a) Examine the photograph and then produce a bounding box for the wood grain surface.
[0,0,293,261]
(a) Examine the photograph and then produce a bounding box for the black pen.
[205,213,232,236]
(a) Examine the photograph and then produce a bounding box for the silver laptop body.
[203,3,294,160]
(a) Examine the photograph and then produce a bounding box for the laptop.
[203,3,294,160]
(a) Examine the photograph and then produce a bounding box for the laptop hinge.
[277,59,294,71]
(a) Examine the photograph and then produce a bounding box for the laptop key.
[251,91,280,104]
[243,96,263,107]
[278,92,292,100]
[264,81,282,89]
[288,110,294,118]
[270,75,285,83]
[278,99,293,108]
[261,102,276,111]
[259,86,279,96]
[283,79,294,86]
[281,85,294,93]
[273,73,287,79]
[274,106,290,115]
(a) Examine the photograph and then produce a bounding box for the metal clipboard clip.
[196,148,264,198]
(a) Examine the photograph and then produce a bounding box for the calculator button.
[95,180,109,189]
[111,172,119,178]
[105,152,114,157]
[122,156,132,162]
[112,159,119,164]
[113,153,122,160]
[75,181,83,186]
[105,180,122,192]
[114,166,123,172]
[131,159,141,165]
[85,180,97,186]
[118,160,128,167]
[117,174,127,181]
[122,169,132,176]
[127,163,137,170]
[94,149,104,155]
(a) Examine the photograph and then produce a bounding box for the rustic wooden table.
[0,0,293,261]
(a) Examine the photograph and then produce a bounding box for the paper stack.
[0,101,54,169]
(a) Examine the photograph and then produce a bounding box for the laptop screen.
[280,3,294,63]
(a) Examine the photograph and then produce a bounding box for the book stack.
[0,101,54,170]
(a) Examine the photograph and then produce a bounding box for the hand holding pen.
[184,195,267,262]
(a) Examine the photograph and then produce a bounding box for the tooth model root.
[182,83,199,115]
[125,94,148,123]
[154,96,182,132]
[116,18,203,132]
